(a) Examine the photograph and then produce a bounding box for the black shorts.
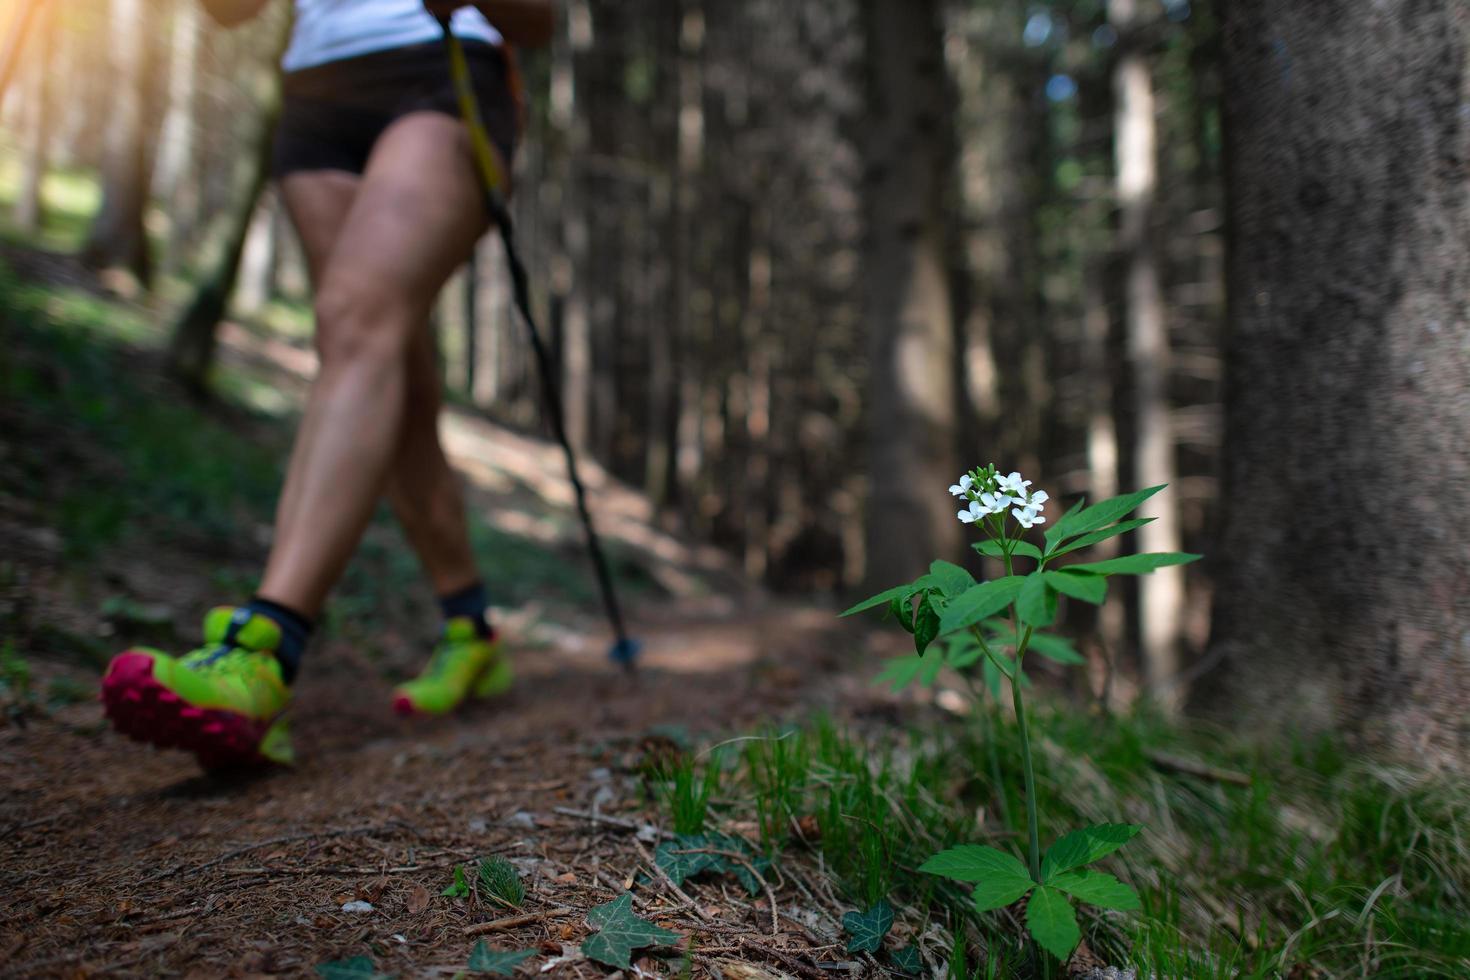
[272,41,519,179]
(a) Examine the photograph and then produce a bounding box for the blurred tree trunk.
[11,0,53,232]
[0,0,45,103]
[859,0,960,585]
[1110,0,1184,710]
[233,191,278,314]
[167,106,278,392]
[551,0,592,449]
[1193,0,1470,764]
[80,0,156,288]
[157,0,202,273]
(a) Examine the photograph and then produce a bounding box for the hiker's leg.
[258,112,490,617]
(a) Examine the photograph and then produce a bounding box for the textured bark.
[860,0,960,585]
[1193,0,1470,765]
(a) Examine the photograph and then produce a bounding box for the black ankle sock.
[246,596,313,684]
[438,581,493,638]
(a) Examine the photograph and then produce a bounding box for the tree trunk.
[11,0,52,232]
[1192,0,1470,765]
[860,0,960,586]
[157,0,202,273]
[1111,0,1185,710]
[233,190,278,314]
[80,0,156,288]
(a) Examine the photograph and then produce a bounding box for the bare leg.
[259,112,490,617]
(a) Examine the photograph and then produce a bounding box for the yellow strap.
[443,30,507,196]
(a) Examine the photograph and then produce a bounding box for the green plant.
[477,856,526,909]
[657,753,720,836]
[843,464,1199,963]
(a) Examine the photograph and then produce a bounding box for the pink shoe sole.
[101,651,271,769]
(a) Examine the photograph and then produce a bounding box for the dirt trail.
[1,292,881,977]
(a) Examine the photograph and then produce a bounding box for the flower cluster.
[950,464,1049,529]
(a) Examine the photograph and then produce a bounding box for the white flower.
[1025,489,1049,509]
[957,500,983,524]
[948,474,974,498]
[996,471,1032,497]
[1012,505,1046,529]
[978,491,1012,515]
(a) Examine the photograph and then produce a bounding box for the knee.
[312,278,417,371]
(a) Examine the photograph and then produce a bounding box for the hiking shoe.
[101,607,293,769]
[391,617,511,717]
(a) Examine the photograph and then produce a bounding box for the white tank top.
[282,0,503,73]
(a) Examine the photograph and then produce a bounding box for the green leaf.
[1043,570,1107,605]
[842,900,894,953]
[913,593,941,655]
[928,560,975,598]
[1065,552,1201,576]
[657,832,770,896]
[981,656,1003,696]
[1048,869,1140,911]
[939,576,1024,635]
[840,582,916,617]
[874,648,945,692]
[441,864,470,898]
[944,634,983,669]
[1026,886,1081,961]
[890,596,915,634]
[1043,497,1088,552]
[1022,632,1085,665]
[315,957,392,980]
[972,876,1036,912]
[654,838,719,886]
[921,844,1031,884]
[467,942,536,975]
[583,893,682,968]
[1052,486,1166,547]
[888,946,923,975]
[1042,824,1143,879]
[1045,518,1154,559]
[478,856,526,908]
[1016,574,1057,628]
[974,539,1043,561]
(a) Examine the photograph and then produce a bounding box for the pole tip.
[609,637,641,670]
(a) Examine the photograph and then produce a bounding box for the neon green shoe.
[101,607,294,769]
[391,617,511,717]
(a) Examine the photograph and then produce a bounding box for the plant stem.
[1012,624,1042,883]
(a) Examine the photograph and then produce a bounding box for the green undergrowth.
[667,710,1470,978]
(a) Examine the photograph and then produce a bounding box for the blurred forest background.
[1,0,1465,759]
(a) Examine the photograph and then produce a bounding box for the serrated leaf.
[467,942,536,975]
[583,893,681,968]
[972,876,1036,912]
[1026,886,1081,961]
[315,957,392,980]
[1043,570,1107,605]
[888,946,923,975]
[1016,574,1057,627]
[1051,486,1166,548]
[928,560,975,598]
[1048,869,1140,910]
[1045,518,1154,559]
[974,539,1043,561]
[1065,552,1201,576]
[920,844,1030,884]
[1041,824,1142,879]
[840,582,917,617]
[938,576,1024,635]
[841,900,894,953]
[913,594,941,654]
[441,864,470,897]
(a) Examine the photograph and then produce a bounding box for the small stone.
[340,900,374,913]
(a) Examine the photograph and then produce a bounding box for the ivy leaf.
[1064,553,1201,576]
[888,946,923,975]
[1026,886,1081,961]
[874,649,945,693]
[315,957,392,980]
[913,593,941,655]
[582,893,681,968]
[654,838,718,886]
[1048,869,1140,911]
[841,899,894,954]
[1045,518,1153,559]
[928,560,975,598]
[973,539,1043,561]
[1016,574,1057,628]
[1043,570,1107,605]
[657,832,769,896]
[1041,824,1143,879]
[467,942,536,975]
[441,864,470,898]
[938,576,1024,635]
[840,582,919,617]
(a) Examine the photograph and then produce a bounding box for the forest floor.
[0,245,921,979]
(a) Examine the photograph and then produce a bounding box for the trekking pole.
[436,19,640,672]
